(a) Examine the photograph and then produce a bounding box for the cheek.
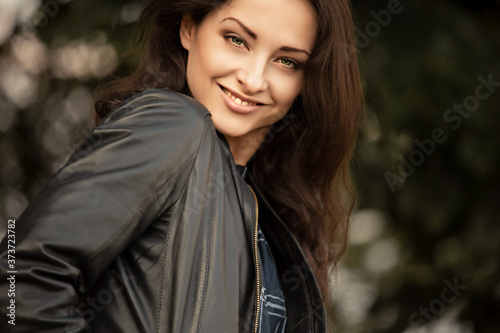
[272,74,303,109]
[192,38,236,76]
[186,39,225,98]
[259,78,302,125]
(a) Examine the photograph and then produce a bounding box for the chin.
[212,118,249,138]
[215,127,249,139]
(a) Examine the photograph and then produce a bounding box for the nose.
[235,57,269,94]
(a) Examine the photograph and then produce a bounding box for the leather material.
[0,88,326,332]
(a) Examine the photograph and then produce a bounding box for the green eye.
[280,58,295,67]
[230,37,243,46]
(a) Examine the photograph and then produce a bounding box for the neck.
[225,127,269,166]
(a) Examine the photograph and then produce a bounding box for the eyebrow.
[220,17,311,56]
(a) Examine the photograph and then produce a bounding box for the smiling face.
[180,0,317,164]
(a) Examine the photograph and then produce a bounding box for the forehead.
[209,0,317,50]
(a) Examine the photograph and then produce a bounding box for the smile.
[221,87,260,106]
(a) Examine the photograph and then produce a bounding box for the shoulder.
[69,88,216,172]
[100,88,212,131]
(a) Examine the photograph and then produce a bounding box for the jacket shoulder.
[100,88,212,129]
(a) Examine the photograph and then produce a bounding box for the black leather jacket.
[0,88,326,332]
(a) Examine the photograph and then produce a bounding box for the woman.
[0,0,362,332]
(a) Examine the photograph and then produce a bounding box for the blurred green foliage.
[0,0,498,332]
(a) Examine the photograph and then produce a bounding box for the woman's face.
[180,0,317,149]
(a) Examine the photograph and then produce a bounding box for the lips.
[219,85,264,106]
[222,87,258,106]
[218,84,265,114]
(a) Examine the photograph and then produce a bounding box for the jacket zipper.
[248,185,261,333]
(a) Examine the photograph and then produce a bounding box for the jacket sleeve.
[0,88,212,332]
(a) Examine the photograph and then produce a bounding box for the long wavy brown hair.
[94,0,363,303]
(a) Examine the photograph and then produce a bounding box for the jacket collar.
[216,127,326,331]
[215,130,256,180]
[246,173,327,332]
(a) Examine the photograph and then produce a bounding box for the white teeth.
[223,88,257,106]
